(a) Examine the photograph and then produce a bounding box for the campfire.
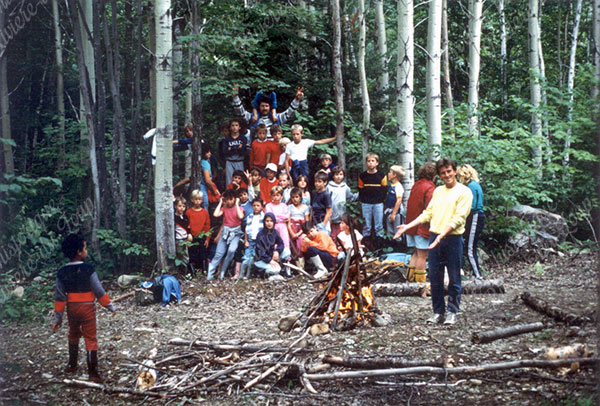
[300,222,382,331]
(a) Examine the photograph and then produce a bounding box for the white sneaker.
[426,314,444,324]
[443,312,457,325]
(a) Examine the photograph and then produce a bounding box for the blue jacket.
[255,213,284,262]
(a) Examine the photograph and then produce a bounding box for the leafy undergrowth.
[0,251,598,405]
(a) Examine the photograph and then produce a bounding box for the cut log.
[322,355,446,369]
[521,292,591,325]
[472,322,546,344]
[303,357,598,381]
[373,279,505,297]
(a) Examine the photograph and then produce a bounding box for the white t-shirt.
[285,139,316,161]
[338,230,363,251]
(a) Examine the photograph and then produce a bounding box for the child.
[278,137,292,172]
[284,124,337,181]
[269,124,284,166]
[245,167,262,201]
[265,186,290,250]
[174,197,193,272]
[53,234,116,383]
[252,90,278,124]
[259,163,279,204]
[301,221,339,279]
[186,190,211,276]
[240,198,265,279]
[317,153,336,178]
[287,187,310,263]
[249,124,271,170]
[254,213,291,277]
[295,175,311,206]
[277,172,292,203]
[238,188,252,223]
[311,171,332,233]
[206,189,245,281]
[326,166,358,242]
[358,153,387,247]
[227,170,248,191]
[201,144,220,211]
[385,165,405,239]
[221,118,248,185]
[337,214,364,257]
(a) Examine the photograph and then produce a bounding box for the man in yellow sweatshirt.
[394,158,472,325]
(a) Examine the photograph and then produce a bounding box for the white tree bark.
[0,6,13,176]
[358,0,371,165]
[499,0,507,106]
[79,0,95,168]
[154,0,175,262]
[594,0,600,100]
[441,0,454,133]
[374,0,389,102]
[397,0,415,204]
[52,0,65,170]
[467,0,483,138]
[426,0,442,160]
[563,0,584,171]
[332,0,346,169]
[528,0,543,178]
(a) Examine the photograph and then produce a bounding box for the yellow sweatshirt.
[420,183,473,235]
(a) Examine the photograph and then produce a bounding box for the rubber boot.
[406,266,416,283]
[415,269,427,283]
[309,256,329,279]
[233,262,241,279]
[65,343,78,373]
[87,350,104,383]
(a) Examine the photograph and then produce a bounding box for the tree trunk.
[374,0,389,103]
[594,0,600,100]
[154,0,176,265]
[190,2,203,192]
[0,7,13,176]
[521,292,591,325]
[149,3,157,128]
[332,0,346,169]
[471,322,546,344]
[52,0,65,170]
[79,0,95,169]
[528,0,543,179]
[563,0,584,172]
[467,0,483,138]
[441,0,454,134]
[130,0,143,203]
[68,0,102,258]
[498,0,508,110]
[426,0,442,160]
[537,6,551,166]
[396,0,414,206]
[358,0,370,166]
[103,0,127,244]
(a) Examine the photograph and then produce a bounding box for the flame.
[326,283,375,321]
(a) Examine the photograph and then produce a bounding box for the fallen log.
[322,355,446,369]
[472,322,546,344]
[63,379,167,398]
[373,278,505,297]
[112,290,136,303]
[302,357,598,381]
[521,292,591,325]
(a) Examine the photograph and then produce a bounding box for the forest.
[0,0,599,404]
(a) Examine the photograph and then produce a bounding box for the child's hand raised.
[233,85,239,96]
[295,87,304,100]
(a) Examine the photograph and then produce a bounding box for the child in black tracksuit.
[53,234,116,383]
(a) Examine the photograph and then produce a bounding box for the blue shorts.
[406,234,429,250]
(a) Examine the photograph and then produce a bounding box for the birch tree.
[79,0,95,168]
[189,2,204,191]
[426,0,442,160]
[332,0,346,169]
[397,0,415,203]
[52,0,65,170]
[374,0,389,102]
[594,0,600,100]
[441,0,454,133]
[563,0,584,171]
[499,0,508,108]
[528,0,543,178]
[467,0,483,138]
[154,0,176,265]
[358,0,371,164]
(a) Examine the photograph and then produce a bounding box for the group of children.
[173,120,408,280]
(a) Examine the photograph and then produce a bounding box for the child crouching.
[254,213,291,277]
[301,221,339,279]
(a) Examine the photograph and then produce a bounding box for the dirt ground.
[0,250,598,406]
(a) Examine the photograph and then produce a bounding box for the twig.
[63,379,167,398]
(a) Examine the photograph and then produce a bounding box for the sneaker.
[443,312,457,325]
[426,313,444,324]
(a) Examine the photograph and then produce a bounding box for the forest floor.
[0,250,598,406]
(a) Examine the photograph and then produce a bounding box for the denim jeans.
[254,248,291,275]
[199,183,209,210]
[465,212,485,278]
[207,226,243,280]
[291,160,309,182]
[427,233,463,314]
[361,203,384,237]
[303,246,335,270]
[240,240,256,278]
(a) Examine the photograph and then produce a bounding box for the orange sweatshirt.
[301,231,339,258]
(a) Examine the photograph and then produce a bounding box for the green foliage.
[96,229,151,257]
[0,267,55,324]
